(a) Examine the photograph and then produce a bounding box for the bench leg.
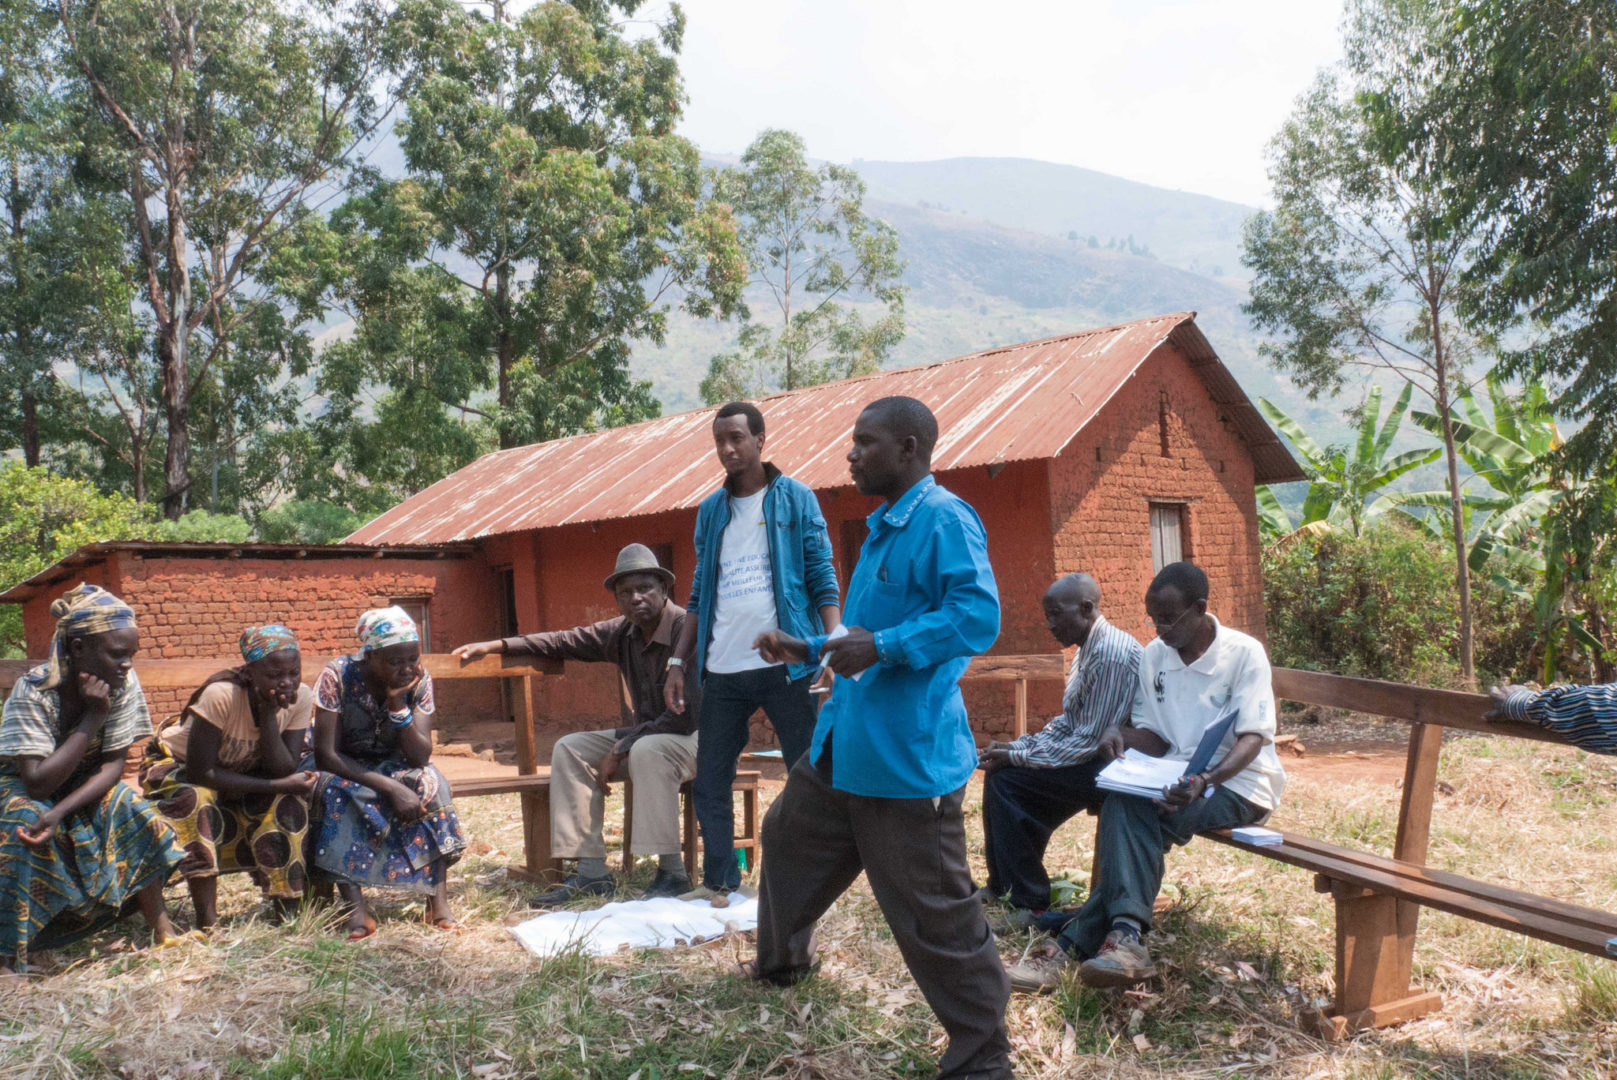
[682,787,699,882]
[508,789,565,886]
[1306,876,1442,1039]
[622,779,636,874]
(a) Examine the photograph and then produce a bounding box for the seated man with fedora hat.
[453,543,699,904]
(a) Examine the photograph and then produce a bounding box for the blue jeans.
[694,666,817,889]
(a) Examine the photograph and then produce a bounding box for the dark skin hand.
[313,643,432,822]
[186,649,315,797]
[1156,731,1265,812]
[753,627,878,678]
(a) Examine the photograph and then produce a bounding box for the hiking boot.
[677,883,731,908]
[529,872,615,908]
[1005,945,1073,994]
[641,868,692,900]
[1002,906,1048,930]
[1077,929,1157,988]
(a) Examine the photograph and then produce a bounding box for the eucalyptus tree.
[1243,0,1492,680]
[701,129,905,403]
[54,0,402,517]
[325,0,747,481]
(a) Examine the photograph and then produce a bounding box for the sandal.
[427,916,465,933]
[345,918,377,942]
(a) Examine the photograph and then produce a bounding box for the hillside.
[851,157,1255,281]
[635,195,1356,460]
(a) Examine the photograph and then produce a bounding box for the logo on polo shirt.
[1153,671,1165,703]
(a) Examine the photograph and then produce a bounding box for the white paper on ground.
[508,893,758,957]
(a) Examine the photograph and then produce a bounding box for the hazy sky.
[672,0,1346,208]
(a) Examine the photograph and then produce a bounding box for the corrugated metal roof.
[349,312,1303,546]
[0,541,478,604]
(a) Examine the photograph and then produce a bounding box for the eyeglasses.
[1148,605,1197,634]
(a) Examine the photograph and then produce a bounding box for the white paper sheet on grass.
[509,893,758,957]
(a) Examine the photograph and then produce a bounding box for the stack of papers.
[1229,826,1284,846]
[1095,749,1189,798]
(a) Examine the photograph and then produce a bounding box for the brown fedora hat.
[603,543,676,591]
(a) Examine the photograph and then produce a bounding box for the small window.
[839,518,869,588]
[1149,504,1186,572]
[391,597,432,650]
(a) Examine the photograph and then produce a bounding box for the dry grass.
[3,735,1616,1080]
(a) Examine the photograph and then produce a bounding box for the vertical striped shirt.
[1006,615,1141,768]
[1499,684,1617,755]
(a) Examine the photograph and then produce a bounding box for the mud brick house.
[4,313,1300,745]
[346,310,1303,744]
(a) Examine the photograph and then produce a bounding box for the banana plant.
[1257,384,1440,540]
[1370,375,1563,578]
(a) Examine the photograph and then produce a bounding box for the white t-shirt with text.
[706,489,780,674]
[1130,616,1287,812]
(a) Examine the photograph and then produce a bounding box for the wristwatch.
[666,657,685,669]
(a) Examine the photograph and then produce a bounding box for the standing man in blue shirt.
[664,401,842,901]
[746,396,1013,1080]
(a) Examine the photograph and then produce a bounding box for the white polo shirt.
[1131,616,1286,812]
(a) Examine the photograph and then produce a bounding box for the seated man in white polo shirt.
[1008,560,1286,992]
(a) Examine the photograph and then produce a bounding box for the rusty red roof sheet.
[348,312,1302,546]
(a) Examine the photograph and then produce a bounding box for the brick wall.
[1049,342,1267,650]
[20,552,503,724]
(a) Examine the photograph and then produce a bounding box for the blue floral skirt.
[304,756,466,895]
[0,776,183,962]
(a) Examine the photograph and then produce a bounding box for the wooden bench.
[1202,669,1617,1039]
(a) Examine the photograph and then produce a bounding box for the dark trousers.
[1056,787,1265,958]
[755,753,1013,1080]
[981,759,1106,911]
[693,665,817,889]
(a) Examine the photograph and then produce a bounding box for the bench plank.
[1208,829,1617,956]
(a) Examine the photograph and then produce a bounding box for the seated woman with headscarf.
[308,606,466,939]
[140,625,321,930]
[0,584,186,972]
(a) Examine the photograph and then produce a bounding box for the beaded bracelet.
[387,707,414,729]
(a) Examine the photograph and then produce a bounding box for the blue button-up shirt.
[805,475,1000,798]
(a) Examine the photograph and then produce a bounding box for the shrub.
[1263,520,1536,687]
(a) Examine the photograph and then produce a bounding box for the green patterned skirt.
[0,775,183,963]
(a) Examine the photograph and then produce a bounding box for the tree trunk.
[159,166,193,519]
[159,322,190,518]
[8,163,40,467]
[20,389,39,467]
[496,263,515,449]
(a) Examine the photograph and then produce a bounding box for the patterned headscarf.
[355,606,420,653]
[28,583,139,690]
[239,624,299,663]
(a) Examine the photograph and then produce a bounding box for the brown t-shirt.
[160,681,315,772]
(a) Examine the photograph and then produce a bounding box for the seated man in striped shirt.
[1488,682,1617,754]
[976,573,1141,926]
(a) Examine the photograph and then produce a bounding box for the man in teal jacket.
[664,401,841,899]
